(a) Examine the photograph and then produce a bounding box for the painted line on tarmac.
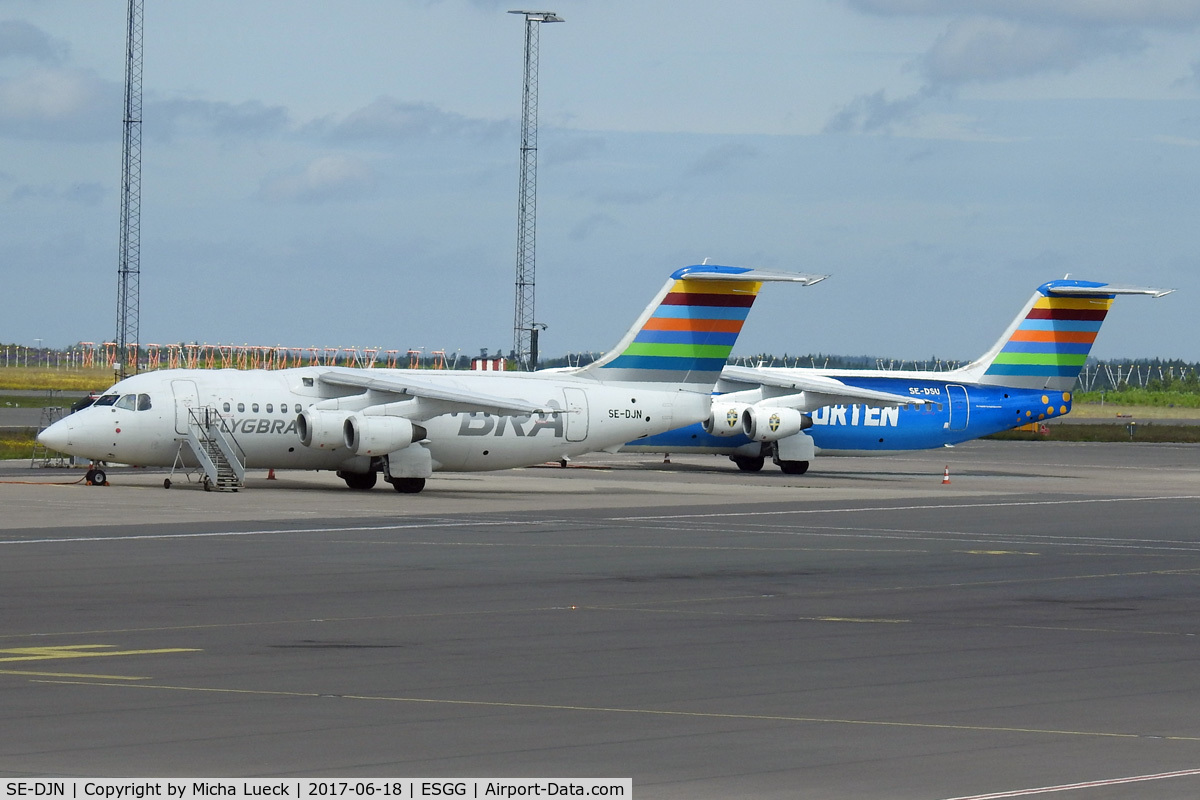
[32,678,1200,743]
[1,670,148,680]
[611,495,1200,521]
[0,645,199,662]
[3,495,1197,550]
[938,767,1200,799]
[0,518,532,545]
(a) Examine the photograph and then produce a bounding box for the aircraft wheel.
[390,477,426,494]
[731,455,765,473]
[86,468,108,486]
[778,460,809,475]
[341,471,378,491]
[163,478,172,489]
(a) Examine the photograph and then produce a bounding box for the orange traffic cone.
[267,469,276,480]
[941,466,951,485]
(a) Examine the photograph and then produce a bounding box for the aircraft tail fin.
[958,280,1172,392]
[578,265,825,387]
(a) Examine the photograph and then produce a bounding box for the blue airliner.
[625,279,1171,474]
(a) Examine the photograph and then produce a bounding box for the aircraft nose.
[37,419,71,452]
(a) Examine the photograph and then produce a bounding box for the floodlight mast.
[115,0,143,380]
[509,10,562,371]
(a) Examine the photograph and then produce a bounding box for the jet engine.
[343,414,426,457]
[704,403,753,437]
[741,406,812,442]
[297,409,350,449]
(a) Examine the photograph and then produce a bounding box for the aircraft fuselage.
[46,367,707,473]
[632,376,1072,457]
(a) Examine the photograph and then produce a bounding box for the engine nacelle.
[343,414,425,457]
[741,406,812,442]
[704,403,754,437]
[297,409,351,449]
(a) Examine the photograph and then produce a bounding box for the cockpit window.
[137,394,152,411]
[93,394,120,407]
[115,394,138,410]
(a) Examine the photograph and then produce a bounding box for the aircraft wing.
[721,366,928,410]
[316,369,562,417]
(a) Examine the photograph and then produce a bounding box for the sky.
[1,0,1198,364]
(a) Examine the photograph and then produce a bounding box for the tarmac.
[2,442,1200,799]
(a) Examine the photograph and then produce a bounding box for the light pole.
[509,10,562,371]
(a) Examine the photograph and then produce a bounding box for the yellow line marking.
[0,670,148,680]
[34,679,1200,743]
[0,645,200,663]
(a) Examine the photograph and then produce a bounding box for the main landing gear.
[728,453,810,475]
[730,455,765,473]
[387,477,426,494]
[337,470,426,493]
[339,470,378,491]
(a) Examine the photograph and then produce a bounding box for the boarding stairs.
[30,405,68,468]
[172,406,246,491]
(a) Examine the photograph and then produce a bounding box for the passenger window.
[115,394,137,410]
[137,394,152,411]
[294,404,301,414]
[237,403,245,413]
[252,403,260,413]
[266,404,273,413]
[223,402,231,413]
[94,394,120,407]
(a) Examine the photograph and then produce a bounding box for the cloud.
[922,17,1145,88]
[0,20,68,63]
[828,0,1195,134]
[0,67,120,140]
[824,89,928,134]
[9,181,104,205]
[149,98,291,142]
[845,1,1200,27]
[257,155,377,204]
[569,213,618,241]
[685,142,760,178]
[312,96,508,144]
[1175,58,1200,89]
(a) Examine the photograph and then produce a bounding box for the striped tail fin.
[579,265,825,386]
[965,280,1172,392]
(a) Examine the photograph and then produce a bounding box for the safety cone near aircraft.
[942,466,950,485]
[38,265,824,494]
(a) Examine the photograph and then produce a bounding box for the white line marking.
[939,767,1200,799]
[611,496,1200,521]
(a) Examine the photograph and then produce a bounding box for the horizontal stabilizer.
[671,265,828,285]
[1046,283,1174,299]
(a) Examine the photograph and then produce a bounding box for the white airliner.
[38,265,824,492]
